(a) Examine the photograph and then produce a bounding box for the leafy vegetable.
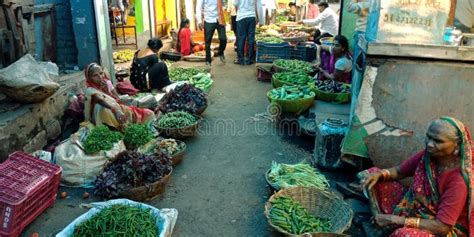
[72,204,158,236]
[83,125,123,154]
[159,84,207,114]
[268,161,329,190]
[123,124,153,148]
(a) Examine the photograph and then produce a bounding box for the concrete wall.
[35,0,78,67]
[0,73,85,162]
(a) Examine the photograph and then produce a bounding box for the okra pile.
[155,111,198,129]
[274,59,314,74]
[83,125,124,154]
[268,161,329,190]
[72,204,158,236]
[273,72,312,86]
[314,80,351,93]
[269,196,332,234]
[268,85,315,100]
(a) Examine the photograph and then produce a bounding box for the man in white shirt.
[233,0,265,65]
[300,2,339,45]
[196,0,227,66]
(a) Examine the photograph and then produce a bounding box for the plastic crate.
[290,44,317,62]
[256,42,291,63]
[0,151,62,237]
[256,65,274,82]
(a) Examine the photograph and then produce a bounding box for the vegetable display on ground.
[268,161,329,190]
[155,111,198,129]
[269,196,332,234]
[168,67,207,82]
[189,73,213,93]
[158,138,186,155]
[123,124,153,148]
[113,49,135,63]
[159,84,207,114]
[273,72,312,86]
[93,151,172,199]
[83,125,124,154]
[268,85,314,100]
[313,80,351,93]
[274,59,313,74]
[72,204,158,236]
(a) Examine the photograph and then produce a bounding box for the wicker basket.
[119,169,172,202]
[267,91,315,114]
[264,187,353,236]
[170,141,187,165]
[156,117,201,139]
[196,104,208,115]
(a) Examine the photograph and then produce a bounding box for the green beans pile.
[155,111,198,129]
[72,204,158,236]
[83,125,124,154]
[268,161,329,190]
[269,196,332,234]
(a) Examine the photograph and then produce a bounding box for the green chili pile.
[269,196,332,234]
[83,125,124,154]
[72,204,158,236]
[155,111,198,129]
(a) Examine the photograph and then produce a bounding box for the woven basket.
[156,117,201,139]
[119,169,172,202]
[264,187,353,236]
[196,104,208,115]
[267,91,315,114]
[170,141,187,165]
[309,84,351,104]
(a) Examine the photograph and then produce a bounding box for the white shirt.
[196,0,220,24]
[455,0,474,28]
[234,0,265,24]
[303,7,339,36]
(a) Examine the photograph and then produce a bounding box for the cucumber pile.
[273,72,312,86]
[268,85,315,100]
[189,73,213,93]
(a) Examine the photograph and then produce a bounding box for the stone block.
[23,130,47,153]
[46,120,61,141]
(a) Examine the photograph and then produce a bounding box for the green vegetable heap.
[268,161,329,190]
[169,67,207,82]
[269,196,332,234]
[274,59,314,74]
[256,35,285,43]
[83,125,124,154]
[155,111,198,129]
[72,204,158,236]
[268,85,315,100]
[273,72,312,86]
[189,72,213,93]
[123,124,153,148]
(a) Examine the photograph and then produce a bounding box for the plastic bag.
[54,126,126,187]
[0,54,60,103]
[56,199,178,237]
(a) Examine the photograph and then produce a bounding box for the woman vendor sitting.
[361,117,473,236]
[84,63,155,131]
[316,35,352,84]
[177,18,202,56]
[129,38,172,91]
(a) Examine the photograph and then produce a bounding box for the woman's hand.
[361,171,383,190]
[113,109,127,124]
[375,214,403,227]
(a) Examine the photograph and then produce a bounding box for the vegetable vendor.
[361,117,473,237]
[84,63,155,131]
[177,18,203,56]
[315,35,352,83]
[129,38,172,91]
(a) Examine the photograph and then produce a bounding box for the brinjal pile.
[159,84,207,114]
[314,80,351,93]
[93,150,172,199]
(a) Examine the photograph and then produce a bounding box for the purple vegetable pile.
[159,84,207,114]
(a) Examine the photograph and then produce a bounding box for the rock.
[23,130,47,153]
[46,120,61,141]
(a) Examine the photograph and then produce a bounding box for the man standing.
[196,0,227,66]
[300,2,339,45]
[227,0,238,51]
[233,0,264,65]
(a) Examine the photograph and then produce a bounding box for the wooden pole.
[447,0,456,27]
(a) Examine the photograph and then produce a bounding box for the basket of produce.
[93,150,173,201]
[155,111,201,139]
[264,187,353,235]
[273,59,314,74]
[183,51,214,62]
[57,199,178,237]
[265,161,329,191]
[159,83,208,115]
[161,51,182,61]
[281,31,310,42]
[169,67,209,82]
[267,85,315,114]
[309,80,351,104]
[158,138,187,165]
[189,72,213,94]
[272,71,312,88]
[123,123,154,150]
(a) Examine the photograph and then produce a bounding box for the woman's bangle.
[404,217,420,228]
[381,169,391,181]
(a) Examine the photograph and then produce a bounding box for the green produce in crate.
[274,59,314,74]
[256,35,285,43]
[169,67,207,82]
[72,204,158,236]
[268,85,314,100]
[273,72,312,85]
[83,125,124,154]
[155,111,198,129]
[268,161,329,190]
[269,196,332,234]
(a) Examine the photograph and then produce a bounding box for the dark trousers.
[236,17,256,63]
[314,30,333,45]
[231,15,237,35]
[204,21,227,63]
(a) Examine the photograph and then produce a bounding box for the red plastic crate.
[0,151,62,237]
[256,65,274,82]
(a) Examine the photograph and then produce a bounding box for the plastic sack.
[54,126,126,187]
[0,54,60,103]
[56,199,178,237]
[31,150,53,163]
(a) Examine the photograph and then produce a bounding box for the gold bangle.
[381,169,391,181]
[415,218,420,229]
[404,217,419,229]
